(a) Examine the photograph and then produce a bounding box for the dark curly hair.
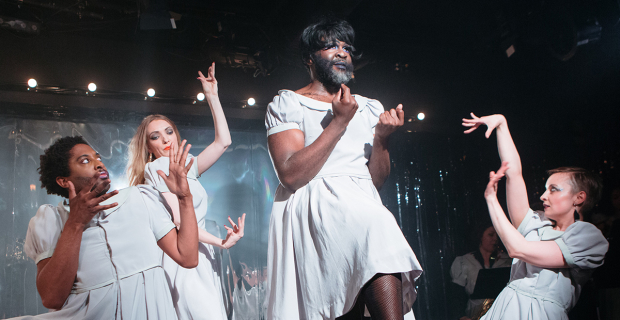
[300,17,361,70]
[39,136,90,198]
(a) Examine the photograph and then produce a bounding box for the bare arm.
[485,162,567,268]
[463,113,529,228]
[195,63,232,175]
[368,104,404,190]
[36,179,118,309]
[161,192,245,249]
[269,85,357,191]
[156,141,199,268]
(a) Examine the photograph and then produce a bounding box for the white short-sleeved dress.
[481,209,609,320]
[264,90,423,320]
[450,251,512,317]
[18,186,178,319]
[144,156,228,320]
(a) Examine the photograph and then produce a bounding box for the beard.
[312,54,354,88]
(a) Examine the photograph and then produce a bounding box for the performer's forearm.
[269,121,347,191]
[495,118,522,177]
[198,228,227,248]
[196,94,232,174]
[175,196,199,267]
[486,196,567,268]
[368,135,391,191]
[494,117,530,227]
[36,220,85,309]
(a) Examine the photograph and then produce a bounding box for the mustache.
[330,59,352,68]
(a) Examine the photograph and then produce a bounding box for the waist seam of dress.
[70,264,162,293]
[506,283,568,309]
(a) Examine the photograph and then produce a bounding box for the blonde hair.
[127,114,182,186]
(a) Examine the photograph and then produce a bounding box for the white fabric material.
[264,90,423,320]
[18,186,177,320]
[232,283,266,320]
[145,155,228,320]
[450,251,512,317]
[481,209,609,320]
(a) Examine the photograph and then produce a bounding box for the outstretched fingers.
[197,70,206,81]
[227,216,238,231]
[396,104,405,124]
[180,143,192,172]
[208,62,215,79]
[238,213,246,229]
[176,140,187,163]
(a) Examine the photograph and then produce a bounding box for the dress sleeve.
[265,91,303,136]
[144,155,200,193]
[364,98,385,134]
[450,255,467,287]
[555,222,609,269]
[24,205,64,264]
[138,185,176,241]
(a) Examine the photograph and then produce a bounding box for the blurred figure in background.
[451,223,512,320]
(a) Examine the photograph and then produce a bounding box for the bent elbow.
[280,177,301,192]
[507,247,524,261]
[41,296,65,310]
[180,255,199,269]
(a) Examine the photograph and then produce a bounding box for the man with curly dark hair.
[20,136,200,319]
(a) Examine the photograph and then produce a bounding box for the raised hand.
[158,140,194,199]
[375,104,405,140]
[67,174,118,226]
[462,113,506,138]
[197,62,218,96]
[331,84,358,128]
[485,161,509,200]
[221,213,246,249]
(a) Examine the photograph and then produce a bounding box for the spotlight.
[417,112,425,121]
[88,83,97,92]
[147,88,156,97]
[247,98,256,106]
[197,93,205,101]
[28,79,37,88]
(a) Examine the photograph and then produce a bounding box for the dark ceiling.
[1,0,619,136]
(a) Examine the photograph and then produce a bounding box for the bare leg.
[363,273,403,320]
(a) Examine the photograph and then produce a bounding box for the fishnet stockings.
[337,273,403,320]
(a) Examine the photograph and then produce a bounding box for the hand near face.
[221,213,246,249]
[157,140,193,199]
[485,161,509,200]
[375,104,405,140]
[331,84,358,127]
[197,62,218,96]
[67,173,118,226]
[462,113,506,138]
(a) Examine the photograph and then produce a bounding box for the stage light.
[88,83,97,92]
[197,93,205,101]
[417,113,425,121]
[147,88,156,97]
[247,98,256,106]
[28,79,37,88]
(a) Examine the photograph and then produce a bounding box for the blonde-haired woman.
[127,63,245,320]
